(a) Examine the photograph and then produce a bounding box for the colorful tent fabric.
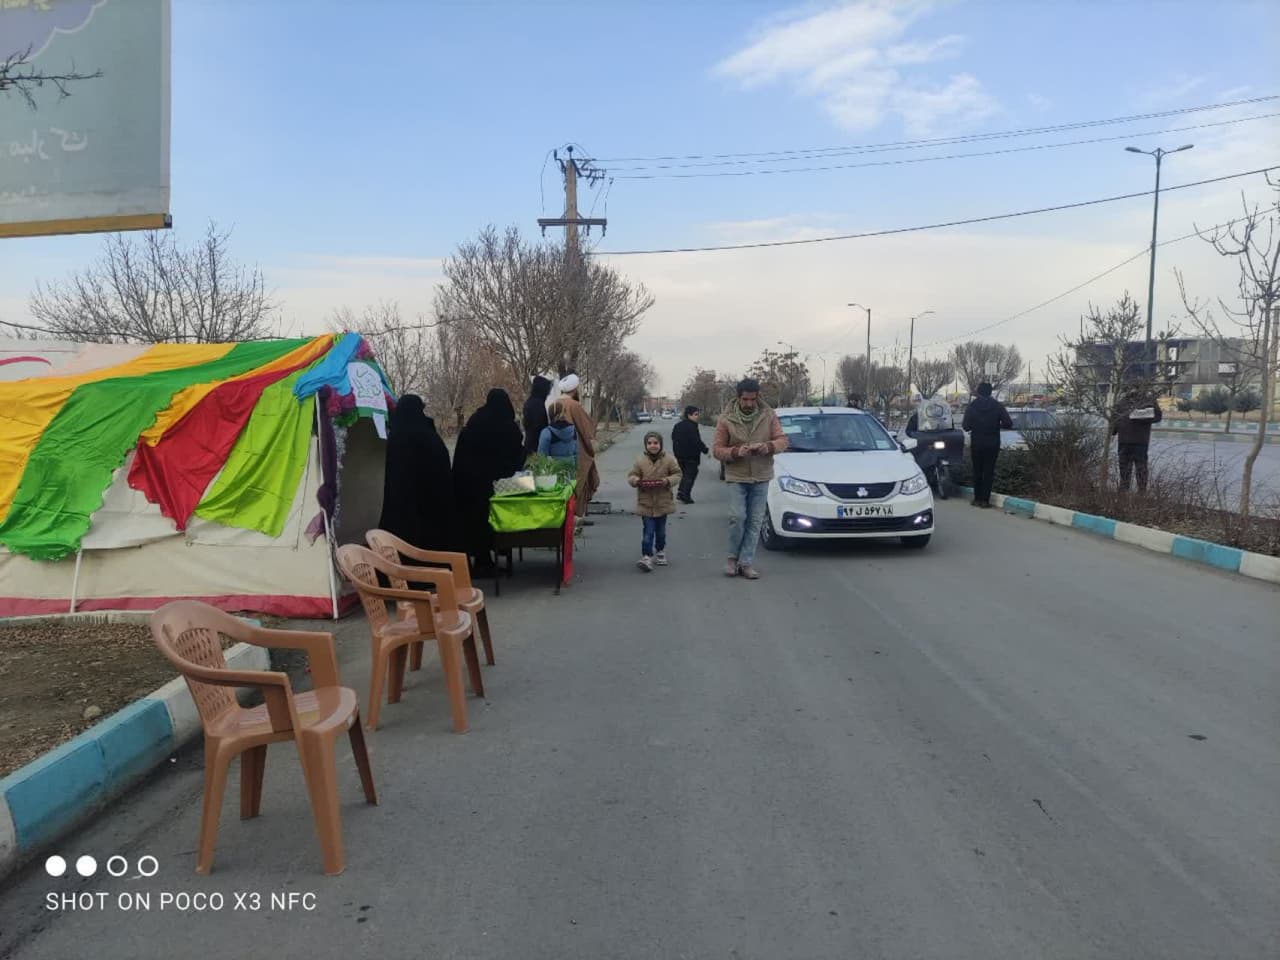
[0,335,391,561]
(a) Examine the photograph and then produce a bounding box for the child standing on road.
[627,431,682,572]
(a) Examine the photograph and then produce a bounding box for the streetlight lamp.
[907,309,934,401]
[1126,143,1193,363]
[848,303,871,408]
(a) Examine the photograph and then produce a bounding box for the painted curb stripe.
[1002,496,1036,516]
[0,623,266,874]
[1070,513,1118,537]
[1171,536,1243,572]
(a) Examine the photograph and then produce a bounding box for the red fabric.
[127,363,304,529]
[0,592,359,619]
[562,497,575,586]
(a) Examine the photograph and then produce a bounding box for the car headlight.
[932,440,946,449]
[778,475,822,497]
[900,473,929,495]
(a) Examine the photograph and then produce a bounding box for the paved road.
[2,426,1276,960]
[1149,435,1280,507]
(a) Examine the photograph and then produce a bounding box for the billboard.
[0,0,170,239]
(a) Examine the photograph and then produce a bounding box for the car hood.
[775,449,919,484]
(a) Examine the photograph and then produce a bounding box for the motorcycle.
[905,402,964,500]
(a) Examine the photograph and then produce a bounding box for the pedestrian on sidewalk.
[1112,388,1163,493]
[961,382,1012,508]
[712,378,788,580]
[628,431,681,572]
[671,405,709,504]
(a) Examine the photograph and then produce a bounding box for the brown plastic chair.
[149,601,376,876]
[364,529,495,673]
[334,543,481,733]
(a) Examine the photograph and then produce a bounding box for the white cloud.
[1027,93,1052,113]
[714,0,998,135]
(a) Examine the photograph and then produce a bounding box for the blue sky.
[3,0,1278,394]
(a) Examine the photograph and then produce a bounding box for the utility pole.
[538,145,608,264]
[1125,143,1194,369]
[907,309,934,404]
[849,303,871,408]
[537,145,608,376]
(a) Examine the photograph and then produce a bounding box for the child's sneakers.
[636,556,654,572]
[654,552,668,566]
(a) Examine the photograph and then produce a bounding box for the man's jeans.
[727,481,769,566]
[641,516,668,556]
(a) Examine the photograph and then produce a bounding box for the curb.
[0,622,266,881]
[957,486,1280,586]
[1153,428,1279,445]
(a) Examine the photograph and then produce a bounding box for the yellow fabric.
[139,335,334,445]
[0,343,234,523]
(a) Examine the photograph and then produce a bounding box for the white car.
[762,407,934,550]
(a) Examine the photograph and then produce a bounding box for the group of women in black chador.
[377,388,526,574]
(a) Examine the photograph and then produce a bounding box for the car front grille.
[823,481,898,501]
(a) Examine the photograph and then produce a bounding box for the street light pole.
[849,303,871,408]
[1126,143,1193,363]
[907,309,934,402]
[776,340,796,403]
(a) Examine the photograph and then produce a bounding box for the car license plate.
[837,504,894,518]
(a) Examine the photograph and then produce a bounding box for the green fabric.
[489,483,574,533]
[0,339,309,560]
[193,364,317,537]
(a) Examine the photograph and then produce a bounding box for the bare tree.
[332,301,432,396]
[27,222,276,343]
[434,225,654,399]
[1048,293,1167,490]
[748,347,810,406]
[1178,174,1280,523]
[913,356,954,400]
[596,350,656,424]
[681,368,737,415]
[835,354,903,409]
[951,341,1023,395]
[0,45,101,109]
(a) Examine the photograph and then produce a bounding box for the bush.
[1234,389,1261,414]
[1175,397,1194,413]
[1195,387,1231,415]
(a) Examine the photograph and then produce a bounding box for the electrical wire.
[610,113,1279,179]
[594,166,1279,256]
[596,95,1280,164]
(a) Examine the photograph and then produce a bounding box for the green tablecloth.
[489,483,574,533]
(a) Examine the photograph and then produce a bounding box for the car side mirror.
[900,436,918,452]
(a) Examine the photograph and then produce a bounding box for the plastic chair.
[149,601,376,876]
[334,543,480,733]
[364,529,495,673]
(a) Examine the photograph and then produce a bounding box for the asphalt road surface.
[1148,434,1280,506]
[1,425,1276,960]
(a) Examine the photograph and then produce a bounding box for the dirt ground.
[0,620,237,779]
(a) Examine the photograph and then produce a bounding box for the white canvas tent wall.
[0,339,386,619]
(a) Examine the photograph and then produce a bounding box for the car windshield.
[1008,410,1055,430]
[778,413,898,452]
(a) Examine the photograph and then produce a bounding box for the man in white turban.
[554,373,598,517]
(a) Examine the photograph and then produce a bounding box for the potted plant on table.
[525,453,573,491]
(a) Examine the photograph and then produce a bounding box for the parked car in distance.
[633,410,653,423]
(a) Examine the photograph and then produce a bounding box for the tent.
[0,333,392,618]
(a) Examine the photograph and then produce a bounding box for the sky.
[2,0,1278,396]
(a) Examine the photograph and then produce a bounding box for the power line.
[610,113,1279,179]
[596,94,1280,164]
[595,166,1279,256]
[914,214,1256,349]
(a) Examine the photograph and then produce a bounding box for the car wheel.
[900,534,930,549]
[761,509,790,551]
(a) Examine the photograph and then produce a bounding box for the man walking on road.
[713,378,788,579]
[672,406,709,504]
[1113,389,1163,493]
[962,382,1012,508]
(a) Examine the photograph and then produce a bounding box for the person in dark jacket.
[378,395,461,553]
[453,388,525,570]
[1112,389,1163,493]
[522,375,553,456]
[671,406,709,504]
[537,399,578,465]
[961,382,1013,508]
